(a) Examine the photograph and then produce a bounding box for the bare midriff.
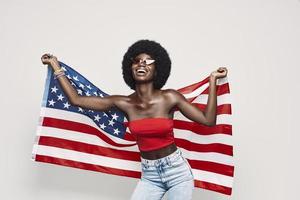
[140,143,177,160]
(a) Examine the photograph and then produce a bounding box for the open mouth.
[136,68,147,76]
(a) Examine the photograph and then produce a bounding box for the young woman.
[41,39,228,200]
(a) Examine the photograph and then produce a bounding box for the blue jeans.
[131,148,194,200]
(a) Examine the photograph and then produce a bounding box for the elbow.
[204,120,216,127]
[69,96,81,107]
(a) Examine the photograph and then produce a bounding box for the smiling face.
[131,53,156,83]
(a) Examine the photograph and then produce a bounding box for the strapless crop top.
[123,118,175,152]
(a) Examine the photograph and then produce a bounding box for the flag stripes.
[32,63,234,195]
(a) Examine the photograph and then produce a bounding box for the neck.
[135,82,156,101]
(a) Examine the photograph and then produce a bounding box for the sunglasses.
[131,57,155,65]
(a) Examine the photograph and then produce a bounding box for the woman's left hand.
[210,67,228,79]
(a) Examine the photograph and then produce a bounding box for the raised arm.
[41,54,128,112]
[166,67,228,126]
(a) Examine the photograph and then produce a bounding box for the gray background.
[1,0,299,199]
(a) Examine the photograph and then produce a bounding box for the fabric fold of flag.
[32,62,234,195]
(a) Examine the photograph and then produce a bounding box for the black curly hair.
[122,39,171,90]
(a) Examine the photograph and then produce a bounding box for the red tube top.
[123,118,175,152]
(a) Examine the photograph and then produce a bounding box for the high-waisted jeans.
[131,148,194,200]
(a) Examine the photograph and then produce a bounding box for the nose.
[138,61,146,67]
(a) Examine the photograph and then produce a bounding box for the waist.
[141,147,181,166]
[140,143,177,160]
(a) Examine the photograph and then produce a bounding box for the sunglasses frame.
[130,57,155,65]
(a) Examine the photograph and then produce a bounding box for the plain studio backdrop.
[1,0,299,199]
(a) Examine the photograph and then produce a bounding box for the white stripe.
[182,78,228,99]
[34,144,232,188]
[192,168,233,187]
[174,129,233,145]
[183,82,209,99]
[180,148,234,166]
[36,126,233,165]
[37,126,138,150]
[40,107,133,145]
[192,93,231,105]
[34,144,142,171]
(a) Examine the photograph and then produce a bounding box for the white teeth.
[137,69,146,73]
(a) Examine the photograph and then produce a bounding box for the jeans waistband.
[141,148,182,167]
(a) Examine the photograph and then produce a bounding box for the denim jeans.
[131,148,194,200]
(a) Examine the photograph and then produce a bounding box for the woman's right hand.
[41,53,60,70]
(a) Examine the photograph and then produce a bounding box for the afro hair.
[122,39,171,90]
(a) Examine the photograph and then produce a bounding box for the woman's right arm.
[41,54,126,112]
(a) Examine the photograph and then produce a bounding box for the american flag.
[32,62,234,195]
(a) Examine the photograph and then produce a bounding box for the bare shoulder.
[161,88,184,104]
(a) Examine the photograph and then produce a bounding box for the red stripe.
[35,155,141,178]
[38,136,140,161]
[172,104,232,115]
[177,77,209,94]
[201,83,230,95]
[37,136,233,176]
[194,180,232,195]
[192,104,231,115]
[42,117,135,147]
[187,159,234,177]
[174,120,232,135]
[34,155,232,194]
[175,138,233,156]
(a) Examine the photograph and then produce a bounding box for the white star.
[67,74,72,79]
[88,110,94,113]
[61,66,67,71]
[77,89,83,95]
[108,119,115,126]
[99,93,104,97]
[113,128,120,135]
[87,85,92,90]
[103,112,108,117]
[79,83,85,89]
[85,91,91,96]
[94,114,101,121]
[111,113,119,120]
[63,102,70,109]
[51,86,58,93]
[57,94,64,101]
[71,81,76,86]
[48,99,56,106]
[78,107,84,112]
[100,123,106,129]
[73,76,79,81]
[93,92,98,96]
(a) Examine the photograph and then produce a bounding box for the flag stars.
[111,113,119,120]
[71,81,76,86]
[100,123,106,130]
[87,85,92,90]
[113,128,120,135]
[67,74,72,79]
[73,76,79,81]
[77,89,83,95]
[61,66,67,71]
[99,93,104,97]
[94,114,101,122]
[48,99,56,106]
[78,107,84,112]
[51,86,58,93]
[108,119,115,126]
[79,83,85,89]
[103,112,108,117]
[57,94,64,101]
[85,91,91,96]
[63,102,71,109]
[93,92,98,96]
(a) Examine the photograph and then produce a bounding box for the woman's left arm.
[168,67,228,126]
